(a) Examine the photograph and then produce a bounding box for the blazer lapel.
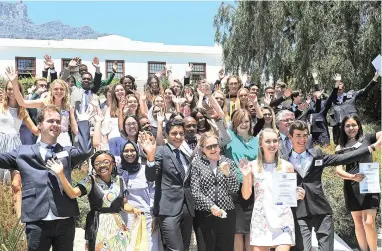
[304,148,319,177]
[165,145,184,181]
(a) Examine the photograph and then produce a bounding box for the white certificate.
[359,163,380,194]
[272,173,297,207]
[372,54,382,75]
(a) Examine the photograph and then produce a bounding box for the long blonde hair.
[46,79,70,110]
[1,81,27,119]
[257,128,282,173]
[236,87,249,109]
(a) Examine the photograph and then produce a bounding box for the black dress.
[338,134,380,212]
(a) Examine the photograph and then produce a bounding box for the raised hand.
[218,69,225,80]
[36,86,47,95]
[68,57,80,69]
[165,65,172,73]
[239,158,251,177]
[76,104,94,121]
[94,108,104,123]
[92,57,100,68]
[46,158,64,175]
[200,82,212,96]
[298,102,309,111]
[118,98,127,109]
[185,91,194,103]
[5,66,18,83]
[112,61,118,73]
[131,90,140,100]
[138,131,156,157]
[333,73,341,82]
[44,54,54,70]
[185,64,193,78]
[248,93,258,103]
[219,162,230,177]
[373,72,380,82]
[311,70,318,80]
[157,110,165,124]
[296,187,305,200]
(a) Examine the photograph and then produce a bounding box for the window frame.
[61,58,72,71]
[15,57,36,78]
[189,62,206,81]
[105,60,125,79]
[147,61,166,76]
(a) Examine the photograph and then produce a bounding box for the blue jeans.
[25,218,75,251]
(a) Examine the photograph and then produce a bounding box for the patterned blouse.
[190,155,239,211]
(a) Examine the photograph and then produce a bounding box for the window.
[106,60,124,79]
[15,57,36,78]
[190,63,206,81]
[148,61,166,76]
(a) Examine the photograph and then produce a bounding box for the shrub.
[72,163,90,229]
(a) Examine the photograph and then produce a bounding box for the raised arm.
[91,57,102,94]
[100,61,117,88]
[240,158,253,200]
[354,72,379,100]
[23,114,39,136]
[5,67,44,108]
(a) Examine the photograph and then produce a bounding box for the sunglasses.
[205,144,219,150]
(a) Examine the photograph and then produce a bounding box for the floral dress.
[250,161,295,246]
[77,175,131,251]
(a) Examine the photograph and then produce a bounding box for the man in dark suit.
[284,121,381,251]
[147,118,195,251]
[330,72,379,144]
[0,105,92,251]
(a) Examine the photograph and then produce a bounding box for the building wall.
[0,45,223,87]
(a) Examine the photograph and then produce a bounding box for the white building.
[0,35,224,89]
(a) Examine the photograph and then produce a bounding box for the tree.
[214,1,381,121]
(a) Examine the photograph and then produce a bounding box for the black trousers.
[193,215,206,251]
[159,203,193,251]
[25,218,75,251]
[292,214,334,251]
[197,209,236,251]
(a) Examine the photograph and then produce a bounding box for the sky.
[23,1,224,46]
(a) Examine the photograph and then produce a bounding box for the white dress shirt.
[39,142,69,221]
[289,150,313,178]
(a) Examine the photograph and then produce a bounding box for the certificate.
[272,173,297,207]
[359,163,380,194]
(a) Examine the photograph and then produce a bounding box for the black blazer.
[0,121,92,223]
[282,146,370,218]
[149,144,195,217]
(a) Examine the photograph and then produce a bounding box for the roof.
[0,35,222,55]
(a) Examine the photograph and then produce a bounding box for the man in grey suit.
[284,121,381,251]
[0,105,93,251]
[147,118,195,251]
[276,110,313,155]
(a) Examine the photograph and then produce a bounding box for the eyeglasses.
[205,144,219,150]
[126,122,138,127]
[229,82,239,86]
[280,119,295,123]
[94,160,112,167]
[266,92,275,94]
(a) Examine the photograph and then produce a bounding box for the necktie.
[173,149,185,179]
[84,90,90,111]
[45,145,55,162]
[285,138,292,153]
[296,154,302,166]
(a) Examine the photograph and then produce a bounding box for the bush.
[0,183,27,251]
[72,163,90,229]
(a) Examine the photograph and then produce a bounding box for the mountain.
[0,1,108,40]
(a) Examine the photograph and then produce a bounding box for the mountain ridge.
[0,1,108,40]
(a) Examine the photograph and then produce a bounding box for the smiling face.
[5,81,15,100]
[127,95,138,111]
[93,153,114,178]
[184,117,197,135]
[213,92,225,108]
[262,108,273,124]
[172,82,182,96]
[260,130,279,156]
[81,73,93,90]
[237,114,251,135]
[228,77,240,95]
[201,136,220,161]
[38,110,62,140]
[167,125,185,149]
[164,88,173,101]
[124,117,139,137]
[344,118,359,139]
[154,96,164,108]
[247,101,257,116]
[238,89,248,104]
[152,106,161,120]
[51,82,66,100]
[249,85,259,95]
[122,143,137,163]
[122,77,134,90]
[290,129,309,153]
[114,84,126,101]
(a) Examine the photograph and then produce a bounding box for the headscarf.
[120,140,141,174]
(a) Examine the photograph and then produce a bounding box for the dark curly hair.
[90,150,117,177]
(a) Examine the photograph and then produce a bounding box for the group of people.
[0,54,380,251]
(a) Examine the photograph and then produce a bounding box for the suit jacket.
[150,143,195,217]
[279,134,313,156]
[0,121,92,223]
[282,146,370,218]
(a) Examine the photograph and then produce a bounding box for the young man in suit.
[0,105,93,251]
[284,120,381,251]
[147,118,195,251]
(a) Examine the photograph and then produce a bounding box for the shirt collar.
[168,143,179,151]
[291,150,308,159]
[280,133,287,141]
[39,142,57,148]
